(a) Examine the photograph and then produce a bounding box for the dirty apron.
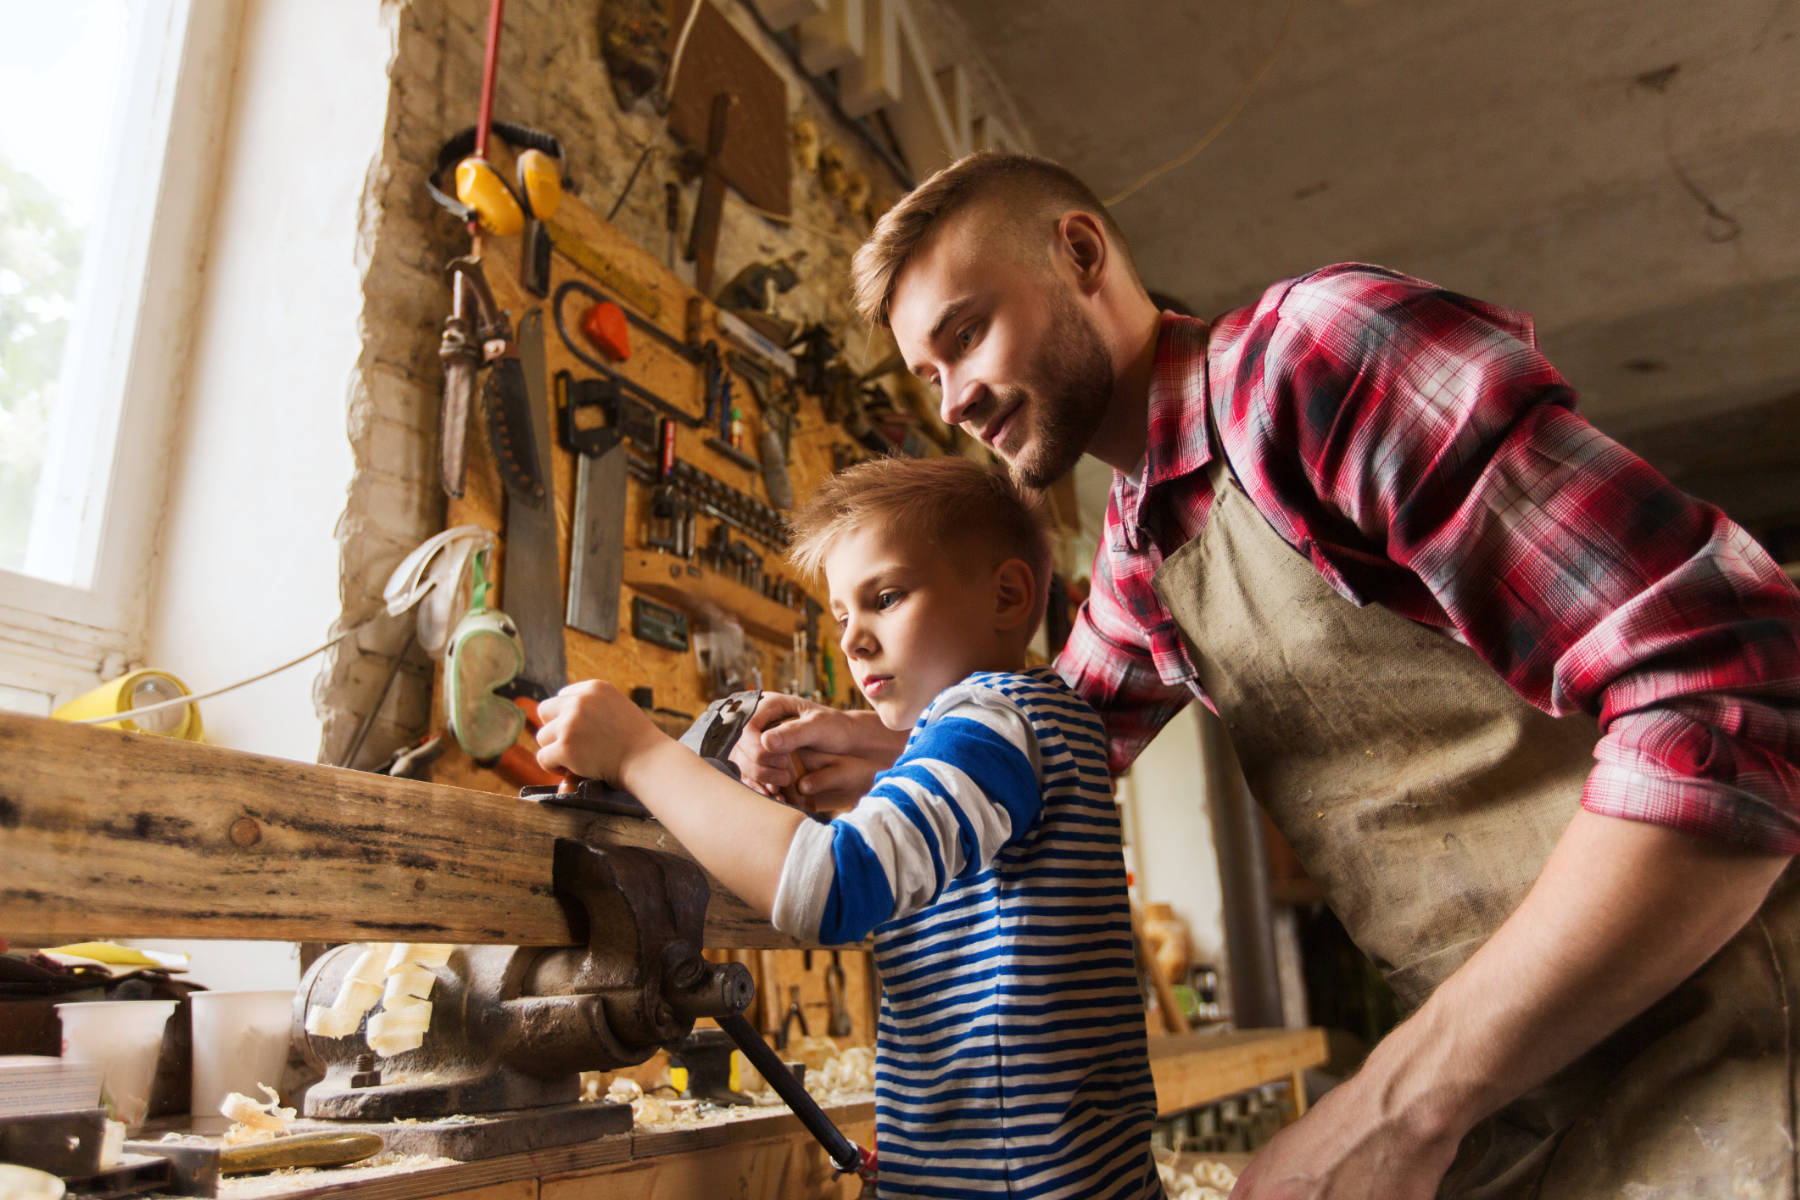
[1150,406,1800,1198]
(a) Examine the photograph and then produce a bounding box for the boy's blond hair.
[788,455,1055,630]
[852,150,1129,327]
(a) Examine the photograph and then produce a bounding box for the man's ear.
[992,558,1038,632]
[1055,212,1108,297]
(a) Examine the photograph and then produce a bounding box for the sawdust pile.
[578,1035,876,1132]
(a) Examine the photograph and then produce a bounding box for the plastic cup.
[187,989,295,1131]
[55,1000,179,1129]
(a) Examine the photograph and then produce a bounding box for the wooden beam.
[748,0,827,30]
[0,712,804,949]
[798,0,864,76]
[1149,1028,1329,1117]
[885,2,965,175]
[836,0,898,117]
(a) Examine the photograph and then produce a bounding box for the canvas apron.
[1150,407,1800,1198]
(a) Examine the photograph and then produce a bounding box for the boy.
[535,455,1162,1199]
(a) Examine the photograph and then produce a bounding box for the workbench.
[2,713,1326,1196]
[116,1027,1317,1200]
[1150,1027,1329,1118]
[169,1099,879,1200]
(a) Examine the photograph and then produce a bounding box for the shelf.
[624,551,805,647]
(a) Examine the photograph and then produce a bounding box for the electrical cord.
[1103,0,1300,210]
[66,611,387,727]
[663,0,707,105]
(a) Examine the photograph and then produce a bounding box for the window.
[0,0,239,708]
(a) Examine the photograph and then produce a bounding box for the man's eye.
[955,323,978,350]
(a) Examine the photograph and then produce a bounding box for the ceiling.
[939,0,1800,555]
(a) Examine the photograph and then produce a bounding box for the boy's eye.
[876,590,904,611]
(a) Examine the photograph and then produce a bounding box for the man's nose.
[940,375,987,429]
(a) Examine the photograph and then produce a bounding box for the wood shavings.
[305,942,450,1057]
[219,1085,294,1144]
[1156,1156,1239,1198]
[385,943,454,971]
[304,944,389,1038]
[807,1045,874,1098]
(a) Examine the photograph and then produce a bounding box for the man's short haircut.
[851,150,1128,327]
[788,454,1055,630]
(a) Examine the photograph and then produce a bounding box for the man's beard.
[1003,292,1113,490]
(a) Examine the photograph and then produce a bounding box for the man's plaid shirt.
[1056,264,1800,852]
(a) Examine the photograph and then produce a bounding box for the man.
[732,151,1800,1198]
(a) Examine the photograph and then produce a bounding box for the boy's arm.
[774,686,1044,945]
[536,681,805,915]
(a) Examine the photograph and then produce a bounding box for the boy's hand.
[535,680,668,786]
[729,693,906,808]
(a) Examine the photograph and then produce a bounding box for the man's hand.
[1231,810,1788,1198]
[535,679,669,785]
[729,692,906,808]
[1228,1066,1460,1199]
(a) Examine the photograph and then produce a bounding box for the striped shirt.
[774,667,1162,1199]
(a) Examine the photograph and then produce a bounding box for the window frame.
[0,0,243,706]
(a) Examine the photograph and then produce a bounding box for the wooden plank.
[884,2,964,175]
[797,0,863,76]
[836,0,898,117]
[188,1103,873,1200]
[558,1109,875,1200]
[1149,1028,1329,1117]
[0,711,810,949]
[748,0,827,29]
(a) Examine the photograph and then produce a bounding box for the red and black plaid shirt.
[1057,264,1800,853]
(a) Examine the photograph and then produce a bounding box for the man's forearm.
[834,709,909,763]
[1351,808,1790,1144]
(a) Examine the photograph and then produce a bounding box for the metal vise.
[297,842,751,1120]
[296,693,768,1121]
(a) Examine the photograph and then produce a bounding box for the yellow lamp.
[53,670,205,741]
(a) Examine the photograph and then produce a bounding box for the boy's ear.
[992,558,1036,632]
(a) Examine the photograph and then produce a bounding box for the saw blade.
[502,310,567,695]
[482,358,546,503]
[567,440,629,642]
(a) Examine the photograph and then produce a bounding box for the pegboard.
[429,180,859,798]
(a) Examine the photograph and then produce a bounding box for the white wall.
[126,3,389,987]
[1119,707,1226,982]
[144,1,389,762]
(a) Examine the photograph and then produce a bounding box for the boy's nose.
[840,620,875,659]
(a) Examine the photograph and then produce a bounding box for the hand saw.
[555,370,628,641]
[489,310,567,697]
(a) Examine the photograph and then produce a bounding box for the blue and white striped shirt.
[774,667,1162,1199]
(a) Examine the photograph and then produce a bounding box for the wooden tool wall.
[433,185,857,789]
[429,182,879,1046]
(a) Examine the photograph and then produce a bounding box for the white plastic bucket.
[187,990,294,1131]
[55,1000,178,1129]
